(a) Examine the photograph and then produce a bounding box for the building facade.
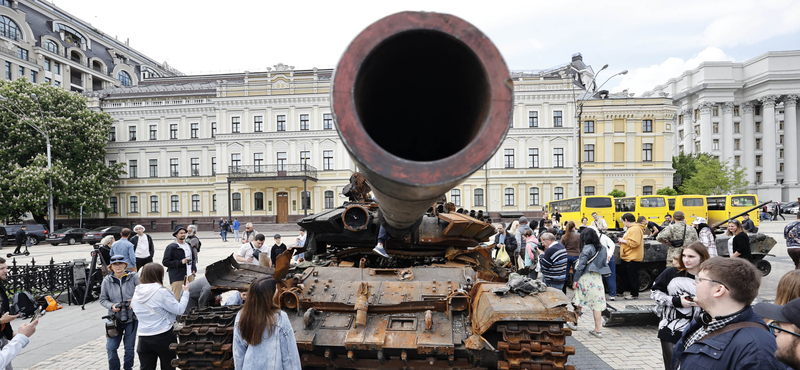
[643,50,800,201]
[0,0,179,93]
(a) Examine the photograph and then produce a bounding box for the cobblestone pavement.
[12,219,796,369]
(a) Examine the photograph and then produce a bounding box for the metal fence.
[3,257,74,304]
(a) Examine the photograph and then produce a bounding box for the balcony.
[227,164,318,182]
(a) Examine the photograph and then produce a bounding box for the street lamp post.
[0,94,55,233]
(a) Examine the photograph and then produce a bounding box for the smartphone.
[30,306,44,322]
[685,295,695,302]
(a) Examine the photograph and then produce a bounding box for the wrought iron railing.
[227,164,318,180]
[3,257,74,304]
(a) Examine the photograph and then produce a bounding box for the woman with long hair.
[726,219,751,261]
[691,217,717,257]
[650,242,709,370]
[233,276,300,369]
[522,229,538,278]
[130,263,189,370]
[776,270,800,305]
[561,221,580,293]
[570,228,611,338]
[508,220,520,236]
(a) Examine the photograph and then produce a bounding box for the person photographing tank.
[99,255,139,370]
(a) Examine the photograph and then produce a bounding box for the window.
[554,187,564,200]
[712,139,719,150]
[170,158,179,177]
[17,66,22,78]
[231,153,241,169]
[211,122,216,137]
[191,158,200,176]
[553,148,564,168]
[117,71,132,86]
[323,113,333,130]
[149,159,158,177]
[584,144,594,162]
[4,61,9,80]
[300,151,310,169]
[780,121,784,130]
[713,123,719,133]
[54,62,60,75]
[17,47,27,61]
[128,160,138,178]
[756,172,762,183]
[254,192,264,210]
[781,163,784,172]
[231,193,241,211]
[643,186,653,195]
[108,160,116,167]
[756,138,761,150]
[755,122,761,132]
[504,149,514,168]
[679,115,684,125]
[553,111,563,127]
[43,41,59,55]
[231,117,241,133]
[211,157,217,175]
[519,148,534,170]
[529,187,539,205]
[277,115,286,131]
[694,125,700,136]
[694,109,699,120]
[109,197,118,213]
[212,194,217,211]
[643,143,653,161]
[734,156,740,166]
[191,123,198,138]
[642,120,653,133]
[712,106,719,116]
[755,106,761,115]
[780,135,784,144]
[300,114,309,130]
[474,188,484,207]
[253,116,263,132]
[0,15,20,40]
[191,195,200,212]
[529,111,538,127]
[128,126,136,141]
[451,189,461,207]
[276,152,287,171]
[756,155,762,167]
[109,127,116,142]
[695,142,700,153]
[254,153,264,172]
[58,203,69,215]
[734,106,740,116]
[324,191,334,209]
[504,188,514,206]
[130,196,138,213]
[734,122,740,133]
[584,120,594,133]
[171,195,179,212]
[150,221,157,230]
[323,150,333,170]
[679,130,684,140]
[149,125,157,140]
[150,196,158,213]
[584,186,595,196]
[29,70,35,83]
[780,149,784,158]
[170,124,178,139]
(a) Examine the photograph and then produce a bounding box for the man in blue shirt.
[232,218,241,242]
[538,232,567,290]
[110,228,137,272]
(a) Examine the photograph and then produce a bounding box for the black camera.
[103,301,133,323]
[252,249,261,261]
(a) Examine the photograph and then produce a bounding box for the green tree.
[608,189,626,198]
[672,152,702,193]
[679,154,747,195]
[0,79,124,223]
[656,187,678,196]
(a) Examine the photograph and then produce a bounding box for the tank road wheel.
[755,259,771,277]
[638,270,652,292]
[172,305,242,370]
[492,322,575,370]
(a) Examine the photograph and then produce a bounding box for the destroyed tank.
[172,11,578,370]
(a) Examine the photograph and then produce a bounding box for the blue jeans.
[221,229,227,241]
[603,256,617,297]
[544,279,565,290]
[563,255,579,293]
[107,320,137,370]
[234,230,240,241]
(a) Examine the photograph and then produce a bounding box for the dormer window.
[117,71,132,86]
[92,60,103,72]
[115,53,127,64]
[0,16,20,40]
[70,50,81,63]
[45,40,58,54]
[56,24,86,48]
[141,66,160,79]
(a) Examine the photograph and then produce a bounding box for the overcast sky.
[51,0,800,95]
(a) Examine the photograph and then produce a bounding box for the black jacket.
[129,234,154,258]
[732,232,752,261]
[270,243,287,264]
[162,242,197,283]
[493,231,518,256]
[14,229,25,247]
[0,282,12,340]
[742,218,757,233]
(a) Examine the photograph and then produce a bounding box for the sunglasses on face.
[768,322,800,338]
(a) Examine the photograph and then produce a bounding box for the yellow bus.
[706,194,760,227]
[667,195,708,225]
[614,195,670,228]
[546,196,615,228]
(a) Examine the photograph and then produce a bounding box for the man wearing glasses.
[241,223,258,243]
[755,297,800,369]
[672,257,783,369]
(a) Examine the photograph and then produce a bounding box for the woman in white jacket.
[130,263,189,370]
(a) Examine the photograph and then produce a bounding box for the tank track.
[171,305,242,370]
[496,322,576,370]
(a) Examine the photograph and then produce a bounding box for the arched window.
[529,187,540,206]
[324,190,334,209]
[0,16,20,40]
[117,71,132,86]
[254,192,264,211]
[92,60,104,72]
[70,50,82,63]
[45,40,58,54]
[451,189,461,207]
[232,193,241,211]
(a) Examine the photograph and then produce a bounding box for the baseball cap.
[754,297,800,329]
[692,217,707,225]
[274,234,281,239]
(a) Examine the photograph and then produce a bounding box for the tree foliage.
[0,79,124,222]
[656,187,678,196]
[608,189,626,198]
[672,152,702,194]
[678,154,747,195]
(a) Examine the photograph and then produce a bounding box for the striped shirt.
[540,242,568,282]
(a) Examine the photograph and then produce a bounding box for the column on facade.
[243,142,251,168]
[698,102,714,153]
[312,105,320,131]
[722,102,735,161]
[242,108,250,133]
[201,147,209,176]
[742,102,756,185]
[541,103,550,128]
[138,149,146,177]
[180,147,188,177]
[759,95,779,185]
[180,115,187,139]
[312,140,320,169]
[682,110,693,153]
[218,109,227,134]
[784,95,799,186]
[202,114,208,138]
[288,106,296,131]
[517,182,526,211]
[202,190,210,217]
[159,149,167,177]
[266,107,273,132]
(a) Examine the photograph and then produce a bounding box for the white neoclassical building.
[643,50,800,201]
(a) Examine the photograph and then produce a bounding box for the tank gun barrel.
[331,11,513,235]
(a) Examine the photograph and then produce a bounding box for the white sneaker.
[373,243,390,258]
[608,296,616,301]
[565,322,578,331]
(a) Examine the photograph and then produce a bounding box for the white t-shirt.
[135,234,150,258]
[176,241,192,276]
[592,218,608,231]
[237,242,271,265]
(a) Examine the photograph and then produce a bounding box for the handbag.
[496,245,510,266]
[105,320,119,338]
[669,224,687,248]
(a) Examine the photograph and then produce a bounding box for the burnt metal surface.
[602,304,659,327]
[171,305,241,370]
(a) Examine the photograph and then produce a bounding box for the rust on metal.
[470,282,577,335]
[354,282,371,328]
[424,309,433,330]
[342,204,371,232]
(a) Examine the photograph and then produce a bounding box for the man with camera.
[99,255,139,370]
[234,234,269,266]
[163,226,197,300]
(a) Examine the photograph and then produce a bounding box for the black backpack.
[10,291,36,318]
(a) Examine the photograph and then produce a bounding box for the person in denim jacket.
[571,228,612,338]
[233,276,300,370]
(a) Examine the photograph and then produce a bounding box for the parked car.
[81,226,122,244]
[789,205,800,215]
[46,228,91,246]
[782,202,799,214]
[3,225,49,246]
[0,227,5,246]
